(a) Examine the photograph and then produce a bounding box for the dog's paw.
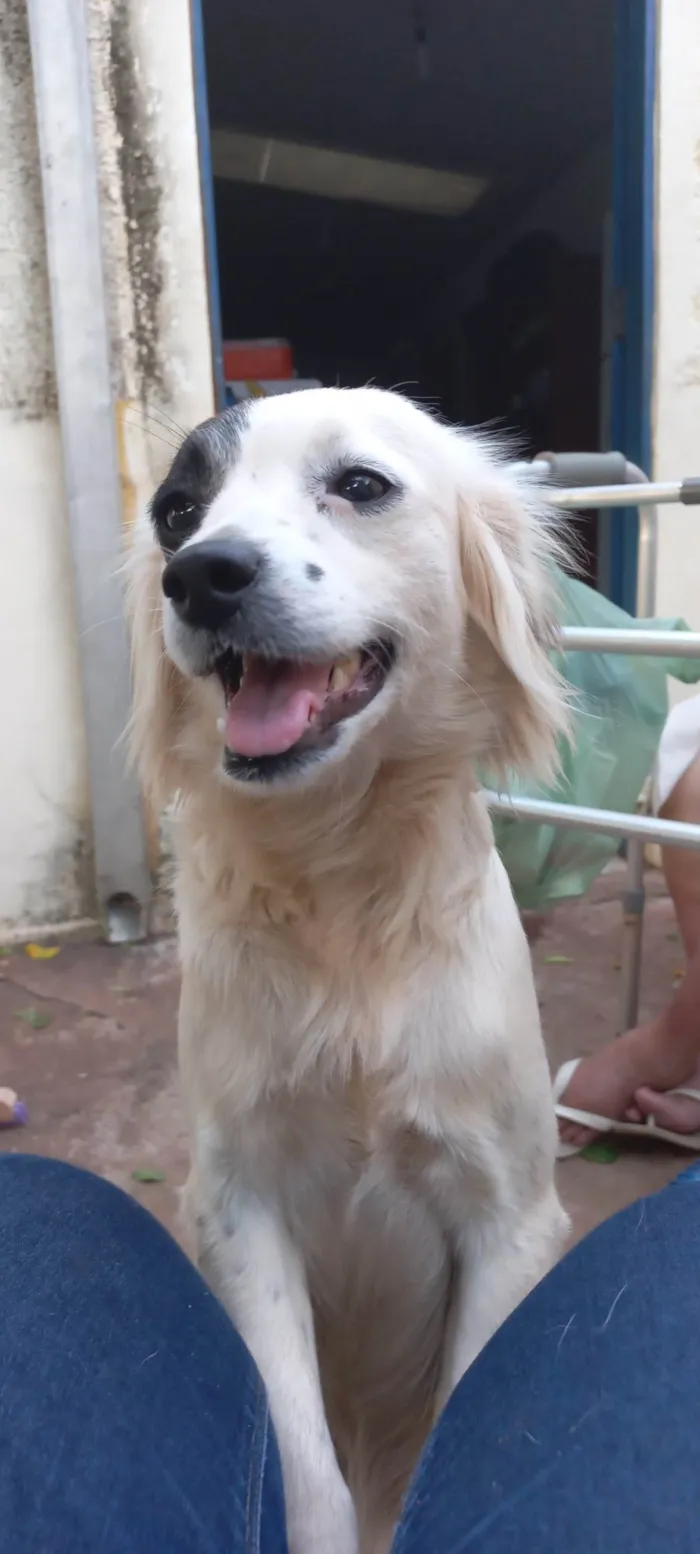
[288,1475,358,1554]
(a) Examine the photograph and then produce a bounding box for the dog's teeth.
[329,665,349,693]
[216,716,225,735]
[329,654,360,693]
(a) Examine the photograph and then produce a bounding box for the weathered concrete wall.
[0,0,213,936]
[86,0,215,525]
[653,0,700,633]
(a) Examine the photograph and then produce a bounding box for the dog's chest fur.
[206,1075,455,1511]
[178,797,550,1528]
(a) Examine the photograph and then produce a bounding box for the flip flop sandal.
[553,1057,700,1160]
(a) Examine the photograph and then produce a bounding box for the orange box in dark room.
[222,339,293,381]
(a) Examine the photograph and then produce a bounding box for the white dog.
[128,387,569,1554]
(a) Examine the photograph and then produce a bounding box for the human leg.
[393,1173,700,1553]
[558,751,700,1148]
[0,1155,287,1554]
[634,753,700,1130]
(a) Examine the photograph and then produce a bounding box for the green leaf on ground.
[131,1167,166,1184]
[543,955,573,965]
[581,1141,619,1164]
[16,1006,51,1029]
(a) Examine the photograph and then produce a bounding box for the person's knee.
[0,1153,205,1336]
[659,756,700,954]
[0,1152,125,1212]
[0,1153,156,1260]
[0,1153,102,1190]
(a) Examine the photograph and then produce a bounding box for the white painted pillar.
[652,0,700,632]
[0,0,214,938]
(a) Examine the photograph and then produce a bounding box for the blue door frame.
[189,0,225,411]
[606,0,657,612]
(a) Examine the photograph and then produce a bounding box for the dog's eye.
[329,468,392,505]
[157,495,199,538]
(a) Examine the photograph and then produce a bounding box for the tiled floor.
[0,864,690,1253]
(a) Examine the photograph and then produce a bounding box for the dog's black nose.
[162,539,263,629]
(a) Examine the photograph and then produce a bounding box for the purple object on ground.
[0,1091,28,1128]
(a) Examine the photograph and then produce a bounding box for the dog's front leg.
[195,1175,358,1554]
[435,1186,568,1415]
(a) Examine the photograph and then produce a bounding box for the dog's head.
[129,388,566,801]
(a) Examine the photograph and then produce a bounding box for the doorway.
[195,0,653,600]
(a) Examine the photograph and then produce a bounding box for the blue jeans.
[1,1156,699,1553]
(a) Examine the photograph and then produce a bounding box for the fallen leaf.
[581,1141,619,1164]
[0,947,12,959]
[25,943,60,960]
[16,1006,52,1030]
[131,1167,166,1184]
[544,955,573,965]
[666,931,679,942]
[672,967,686,979]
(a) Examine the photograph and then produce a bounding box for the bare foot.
[635,1061,700,1135]
[557,1019,699,1149]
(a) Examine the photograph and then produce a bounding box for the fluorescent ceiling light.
[211,129,487,217]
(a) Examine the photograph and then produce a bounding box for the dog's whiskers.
[78,613,126,640]
[125,402,189,441]
[122,416,181,453]
[143,404,190,439]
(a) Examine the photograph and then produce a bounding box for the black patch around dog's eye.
[149,403,251,552]
[328,467,395,506]
[306,562,324,581]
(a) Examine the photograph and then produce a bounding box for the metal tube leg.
[619,837,646,1034]
[484,795,700,851]
[618,465,658,1033]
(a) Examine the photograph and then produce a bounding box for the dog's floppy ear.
[456,447,568,778]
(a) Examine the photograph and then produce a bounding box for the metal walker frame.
[485,452,700,1034]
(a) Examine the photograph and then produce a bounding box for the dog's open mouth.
[213,639,395,773]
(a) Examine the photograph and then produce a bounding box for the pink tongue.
[224,658,333,757]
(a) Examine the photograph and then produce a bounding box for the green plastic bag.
[490,572,700,911]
